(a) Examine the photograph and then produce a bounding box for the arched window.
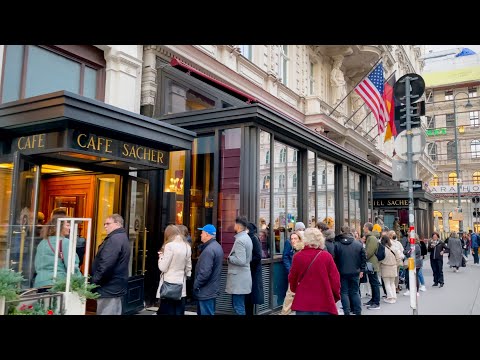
[430,175,439,186]
[448,172,457,186]
[262,175,270,189]
[279,148,287,163]
[427,143,437,161]
[473,172,480,184]
[292,173,297,188]
[471,140,480,158]
[265,150,270,164]
[279,174,285,189]
[447,141,456,160]
[312,171,316,186]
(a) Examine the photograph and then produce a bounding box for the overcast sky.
[424,45,480,54]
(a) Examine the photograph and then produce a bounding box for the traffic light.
[473,196,480,203]
[474,208,480,217]
[395,101,425,129]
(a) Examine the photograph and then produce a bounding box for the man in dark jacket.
[334,225,366,315]
[194,224,224,315]
[245,222,264,315]
[92,214,131,315]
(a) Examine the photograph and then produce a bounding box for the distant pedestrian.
[428,232,448,287]
[470,230,479,264]
[447,232,463,272]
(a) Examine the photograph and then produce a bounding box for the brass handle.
[18,227,26,273]
[142,228,148,275]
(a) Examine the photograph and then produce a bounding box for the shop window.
[308,151,316,227]
[473,172,480,185]
[163,151,186,225]
[1,45,105,103]
[258,130,271,258]
[165,78,215,114]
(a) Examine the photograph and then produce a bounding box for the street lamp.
[453,91,473,238]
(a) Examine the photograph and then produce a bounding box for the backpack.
[376,242,386,261]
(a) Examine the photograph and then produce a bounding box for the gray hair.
[340,225,352,234]
[109,213,124,226]
[364,222,373,232]
[303,228,325,249]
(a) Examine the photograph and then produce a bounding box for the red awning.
[170,58,257,104]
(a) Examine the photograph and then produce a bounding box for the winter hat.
[295,222,306,231]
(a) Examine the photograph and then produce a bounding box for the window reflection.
[165,79,215,115]
[259,130,271,258]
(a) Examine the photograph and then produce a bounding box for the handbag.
[160,280,183,300]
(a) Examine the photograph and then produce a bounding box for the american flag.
[354,62,388,134]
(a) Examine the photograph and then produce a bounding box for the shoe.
[383,298,395,304]
[439,283,444,288]
[454,269,459,273]
[363,301,373,306]
[419,285,427,292]
[403,290,410,296]
[367,304,381,310]
[432,283,438,287]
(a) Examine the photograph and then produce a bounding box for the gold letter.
[77,134,87,148]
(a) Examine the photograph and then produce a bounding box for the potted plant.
[0,268,24,315]
[50,273,99,315]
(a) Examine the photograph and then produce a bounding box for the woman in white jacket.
[388,230,405,293]
[156,225,192,315]
[380,235,399,304]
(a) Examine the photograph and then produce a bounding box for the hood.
[323,229,336,241]
[247,222,257,235]
[335,233,354,244]
[370,230,380,238]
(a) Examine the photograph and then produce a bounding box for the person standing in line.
[91,214,131,315]
[289,228,340,315]
[280,231,304,315]
[156,224,192,315]
[316,221,335,258]
[470,230,479,264]
[226,216,253,315]
[334,225,366,315]
[428,232,447,287]
[463,232,471,258]
[294,222,305,238]
[245,222,264,315]
[193,224,223,315]
[403,235,423,296]
[379,235,399,304]
[363,222,381,310]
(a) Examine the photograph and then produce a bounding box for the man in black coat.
[334,225,366,315]
[92,214,131,315]
[245,222,264,315]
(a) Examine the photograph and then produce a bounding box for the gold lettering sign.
[373,199,410,207]
[17,134,46,150]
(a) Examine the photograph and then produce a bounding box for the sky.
[424,45,480,54]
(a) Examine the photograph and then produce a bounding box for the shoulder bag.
[296,250,322,286]
[160,243,188,301]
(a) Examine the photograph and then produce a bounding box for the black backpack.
[376,242,386,261]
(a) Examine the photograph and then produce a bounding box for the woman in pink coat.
[289,228,340,315]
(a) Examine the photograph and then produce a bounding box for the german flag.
[383,75,397,143]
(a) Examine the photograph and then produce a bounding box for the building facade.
[424,48,480,238]
[0,44,434,315]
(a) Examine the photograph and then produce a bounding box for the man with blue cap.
[193,224,224,315]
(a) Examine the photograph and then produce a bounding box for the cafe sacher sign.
[373,199,410,207]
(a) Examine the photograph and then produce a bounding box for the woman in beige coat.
[379,235,399,304]
[156,225,192,315]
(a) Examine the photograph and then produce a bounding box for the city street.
[360,253,480,315]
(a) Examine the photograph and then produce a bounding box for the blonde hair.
[372,224,382,233]
[303,228,325,249]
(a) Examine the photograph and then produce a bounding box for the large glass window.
[287,146,298,230]
[217,128,241,258]
[163,151,186,225]
[1,45,103,103]
[317,158,327,226]
[273,141,287,255]
[343,167,349,228]
[349,170,361,234]
[165,78,215,115]
[307,151,316,227]
[326,161,335,228]
[0,162,13,269]
[190,136,215,260]
[258,130,271,258]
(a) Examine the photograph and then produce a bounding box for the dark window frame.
[0,45,106,104]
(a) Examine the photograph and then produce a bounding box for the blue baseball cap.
[198,224,216,236]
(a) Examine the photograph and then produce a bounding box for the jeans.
[197,298,216,315]
[340,274,362,315]
[97,297,123,315]
[232,294,246,315]
[417,267,425,286]
[430,258,444,285]
[367,271,380,305]
[473,247,479,264]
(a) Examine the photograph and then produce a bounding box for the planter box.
[62,291,86,315]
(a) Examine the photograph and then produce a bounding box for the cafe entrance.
[0,91,195,313]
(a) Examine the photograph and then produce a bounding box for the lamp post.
[453,91,473,238]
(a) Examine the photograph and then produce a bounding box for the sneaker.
[432,283,438,286]
[403,290,410,296]
[419,285,427,292]
[454,269,459,273]
[363,301,373,306]
[367,304,381,310]
[439,283,444,288]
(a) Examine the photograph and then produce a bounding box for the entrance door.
[7,152,41,288]
[123,176,149,314]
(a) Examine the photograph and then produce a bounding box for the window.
[292,196,297,209]
[471,111,479,127]
[309,62,315,95]
[427,143,437,161]
[260,198,267,209]
[430,175,439,186]
[279,197,285,208]
[426,90,433,103]
[321,169,326,185]
[239,45,252,61]
[473,172,480,185]
[279,45,289,85]
[279,148,287,163]
[265,150,270,164]
[262,175,270,189]
[448,172,457,186]
[471,140,480,158]
[279,174,286,189]
[446,113,455,128]
[426,116,436,129]
[447,141,456,160]
[445,90,453,101]
[1,45,105,103]
[312,171,316,186]
[292,173,297,188]
[469,87,477,98]
[293,150,298,162]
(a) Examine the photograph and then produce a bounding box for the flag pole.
[344,70,397,126]
[353,109,372,130]
[328,57,383,116]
